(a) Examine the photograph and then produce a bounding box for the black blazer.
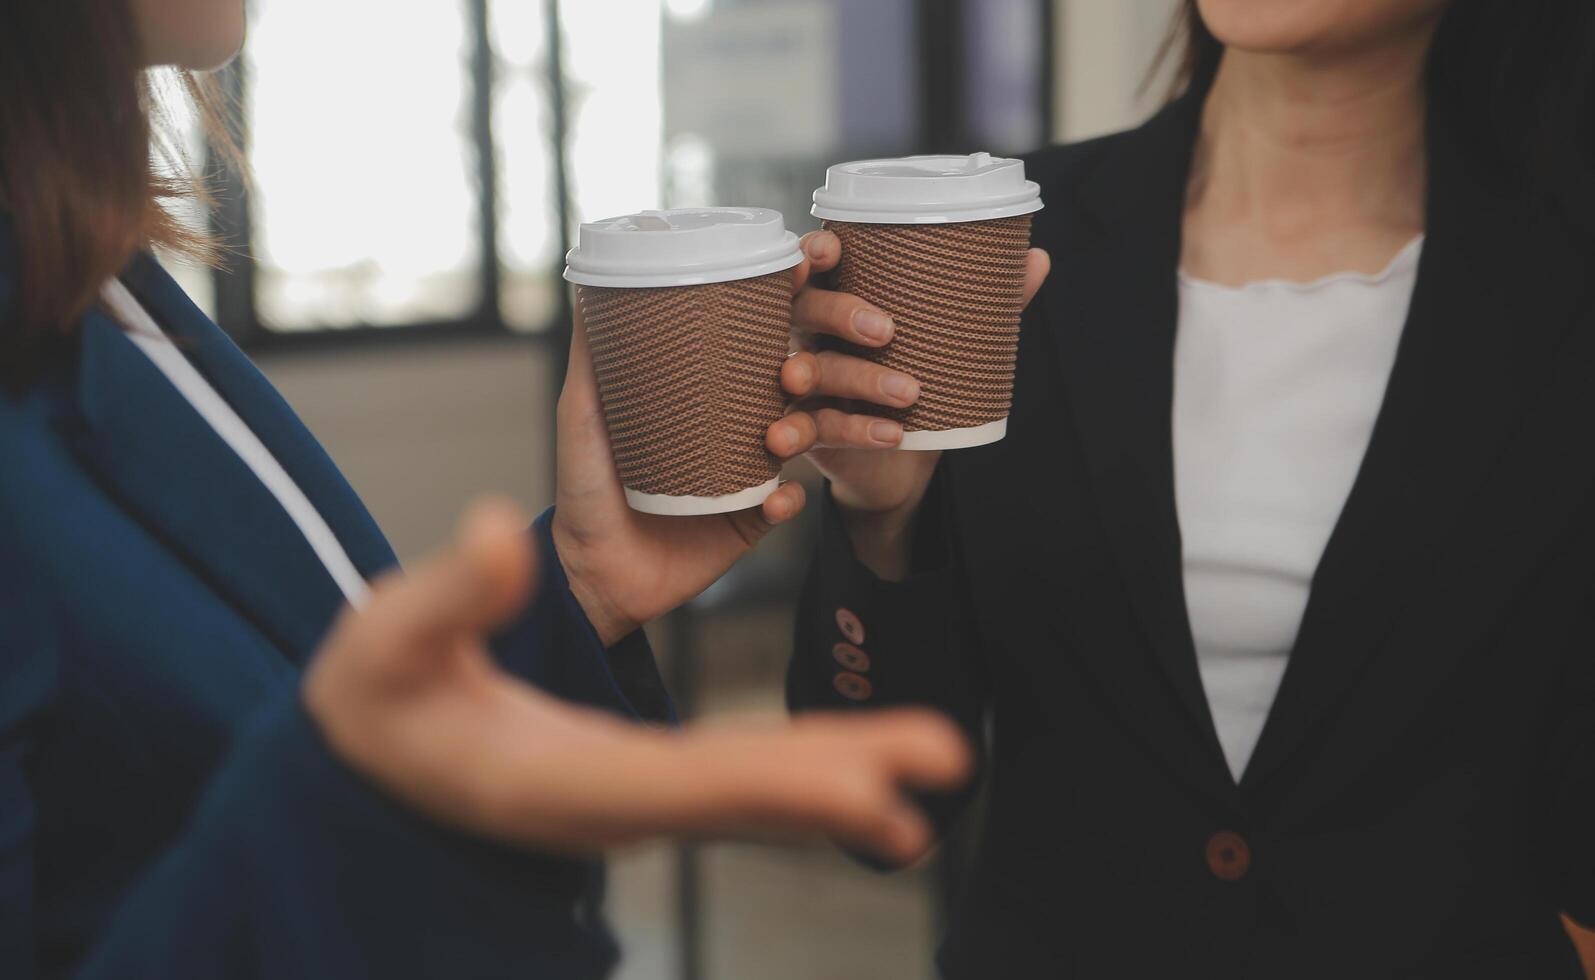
[788,90,1595,978]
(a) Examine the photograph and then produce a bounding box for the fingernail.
[880,373,917,403]
[776,424,798,454]
[868,420,902,445]
[769,493,791,519]
[854,310,893,343]
[805,236,826,259]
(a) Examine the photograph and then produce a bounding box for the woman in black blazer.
[771,0,1595,975]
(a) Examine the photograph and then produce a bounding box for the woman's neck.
[1182,31,1435,286]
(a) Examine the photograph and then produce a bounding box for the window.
[194,0,1050,358]
[246,0,481,331]
[202,0,667,346]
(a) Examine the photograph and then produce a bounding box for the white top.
[100,279,371,610]
[1172,236,1423,781]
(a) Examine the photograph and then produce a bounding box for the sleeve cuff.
[487,509,674,726]
[787,483,956,713]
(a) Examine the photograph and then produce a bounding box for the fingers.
[798,230,841,276]
[792,232,898,347]
[792,284,894,347]
[768,405,901,457]
[809,407,902,450]
[717,482,807,554]
[470,703,971,861]
[855,709,974,791]
[790,252,813,293]
[831,785,936,865]
[810,711,971,862]
[758,480,806,525]
[781,350,918,406]
[1021,248,1051,309]
[794,239,1045,343]
[771,351,917,457]
[766,710,969,863]
[766,408,817,458]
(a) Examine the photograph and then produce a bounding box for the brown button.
[833,671,873,701]
[832,643,871,672]
[835,608,865,645]
[1205,831,1251,881]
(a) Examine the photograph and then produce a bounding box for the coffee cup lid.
[811,152,1043,224]
[563,207,803,288]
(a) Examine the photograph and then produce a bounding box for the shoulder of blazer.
[1020,94,1204,259]
[1020,129,1131,253]
[0,215,66,427]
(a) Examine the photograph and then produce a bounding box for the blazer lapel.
[1047,93,1229,774]
[120,254,398,580]
[63,257,397,661]
[1241,111,1590,787]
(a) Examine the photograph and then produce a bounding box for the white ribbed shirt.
[1172,236,1423,781]
[100,279,371,609]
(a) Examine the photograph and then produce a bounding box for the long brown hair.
[1158,0,1595,222]
[0,0,234,386]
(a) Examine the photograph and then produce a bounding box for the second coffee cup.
[812,152,1043,450]
[563,207,801,516]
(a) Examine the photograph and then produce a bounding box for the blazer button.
[832,642,871,672]
[833,671,873,701]
[835,607,866,645]
[1205,831,1251,881]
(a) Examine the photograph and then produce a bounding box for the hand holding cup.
[769,227,1050,577]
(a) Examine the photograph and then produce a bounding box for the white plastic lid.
[563,207,803,288]
[811,152,1043,224]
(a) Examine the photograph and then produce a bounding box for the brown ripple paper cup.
[812,153,1044,450]
[564,208,802,516]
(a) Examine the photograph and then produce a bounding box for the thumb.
[558,304,602,428]
[1021,248,1051,309]
[382,498,538,652]
[555,307,624,502]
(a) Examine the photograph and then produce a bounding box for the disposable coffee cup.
[811,152,1043,450]
[563,208,802,516]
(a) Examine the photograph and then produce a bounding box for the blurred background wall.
[161,1,1591,977]
[172,0,1180,562]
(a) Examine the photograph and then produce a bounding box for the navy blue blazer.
[0,223,672,979]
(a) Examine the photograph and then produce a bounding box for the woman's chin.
[135,0,247,72]
[1197,0,1450,55]
[144,33,244,72]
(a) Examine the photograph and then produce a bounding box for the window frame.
[207,0,575,355]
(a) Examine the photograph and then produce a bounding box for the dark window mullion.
[916,0,966,153]
[1039,0,1057,145]
[207,59,260,345]
[545,0,575,395]
[467,0,503,329]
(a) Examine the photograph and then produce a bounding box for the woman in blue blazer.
[0,2,968,978]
